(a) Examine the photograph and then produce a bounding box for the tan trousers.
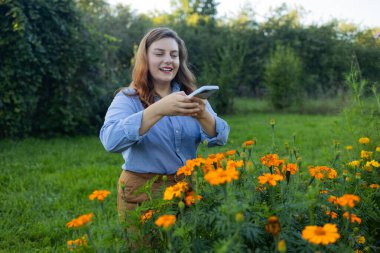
[117,170,182,214]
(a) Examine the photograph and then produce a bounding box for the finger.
[178,102,200,109]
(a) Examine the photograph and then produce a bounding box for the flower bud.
[235,212,244,223]
[178,201,185,210]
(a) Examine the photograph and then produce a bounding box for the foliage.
[264,44,303,109]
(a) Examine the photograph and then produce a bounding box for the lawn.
[0,113,369,252]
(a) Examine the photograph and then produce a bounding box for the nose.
[163,53,173,64]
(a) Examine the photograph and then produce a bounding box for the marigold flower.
[348,160,360,167]
[67,235,88,251]
[358,137,370,144]
[282,163,298,175]
[376,147,380,152]
[242,140,255,148]
[89,190,111,202]
[308,166,337,180]
[261,154,284,168]
[319,190,328,194]
[277,240,286,253]
[343,212,361,224]
[345,145,353,151]
[225,150,237,156]
[369,184,380,189]
[265,216,281,236]
[155,214,176,229]
[66,213,94,228]
[356,236,366,244]
[325,211,338,219]
[258,173,284,186]
[327,195,338,205]
[140,209,154,223]
[204,167,239,185]
[163,182,189,200]
[184,191,202,206]
[302,223,340,245]
[336,194,360,208]
[365,160,380,168]
[361,150,372,159]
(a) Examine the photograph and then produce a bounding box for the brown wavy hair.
[125,27,196,108]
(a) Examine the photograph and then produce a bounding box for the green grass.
[0,113,360,252]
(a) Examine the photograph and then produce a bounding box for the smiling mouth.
[159,67,173,73]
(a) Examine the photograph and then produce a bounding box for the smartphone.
[188,85,219,99]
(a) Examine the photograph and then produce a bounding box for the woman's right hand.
[155,92,201,117]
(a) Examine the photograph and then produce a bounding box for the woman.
[99,27,229,215]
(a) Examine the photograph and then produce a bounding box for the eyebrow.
[152,48,178,53]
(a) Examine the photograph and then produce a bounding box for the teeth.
[161,67,172,71]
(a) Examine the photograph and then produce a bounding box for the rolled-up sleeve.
[100,92,144,153]
[200,102,230,147]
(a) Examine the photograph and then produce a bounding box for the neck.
[154,82,171,98]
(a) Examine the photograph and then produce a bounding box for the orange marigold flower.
[327,195,338,205]
[67,235,88,251]
[370,184,380,189]
[302,223,340,245]
[308,166,337,180]
[89,190,111,202]
[361,150,372,159]
[163,182,189,200]
[242,140,255,148]
[345,145,353,150]
[184,191,202,206]
[282,163,298,175]
[358,137,370,144]
[336,194,360,208]
[261,154,284,168]
[325,211,338,219]
[258,173,284,186]
[155,214,176,229]
[265,216,281,236]
[140,209,154,223]
[343,212,361,224]
[204,167,240,185]
[225,150,237,156]
[66,213,94,228]
[348,160,360,167]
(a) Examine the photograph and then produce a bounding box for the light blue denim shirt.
[99,83,230,174]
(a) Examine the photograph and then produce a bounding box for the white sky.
[106,0,379,28]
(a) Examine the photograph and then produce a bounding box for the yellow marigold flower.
[265,216,281,237]
[163,182,188,200]
[258,173,284,186]
[325,211,338,219]
[343,212,361,224]
[366,160,380,168]
[184,191,202,206]
[348,160,360,167]
[89,190,111,202]
[225,150,237,156]
[369,184,380,189]
[358,137,370,144]
[361,150,373,159]
[376,147,380,152]
[155,214,176,229]
[319,190,328,194]
[346,145,353,150]
[277,240,286,253]
[140,209,154,223]
[302,223,340,245]
[66,213,94,228]
[356,235,366,244]
[336,194,360,208]
[282,163,298,175]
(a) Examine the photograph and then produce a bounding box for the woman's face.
[147,37,180,87]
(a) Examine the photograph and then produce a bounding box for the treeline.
[1,0,379,138]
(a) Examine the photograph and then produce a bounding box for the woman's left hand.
[189,97,209,119]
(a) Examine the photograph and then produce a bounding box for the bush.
[264,44,304,109]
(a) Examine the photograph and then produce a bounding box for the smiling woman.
[99,27,230,220]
